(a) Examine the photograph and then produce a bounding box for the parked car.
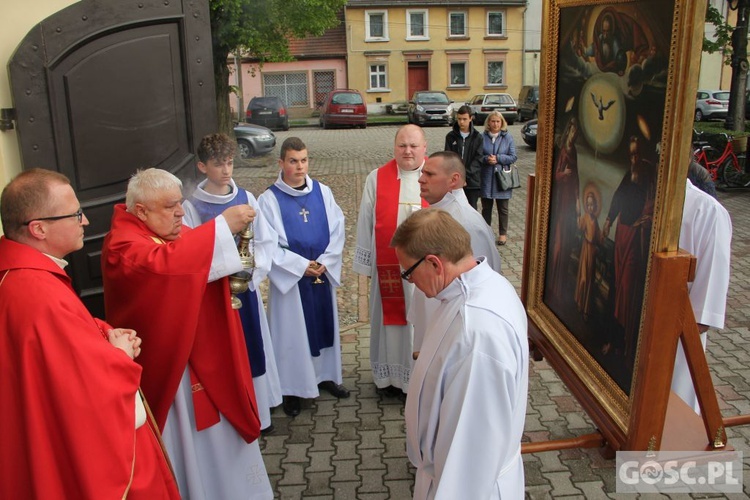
[407,91,454,126]
[694,90,730,122]
[318,89,367,129]
[466,93,518,126]
[518,85,539,121]
[246,96,289,131]
[521,119,538,150]
[233,123,276,159]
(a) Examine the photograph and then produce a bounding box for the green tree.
[210,0,347,133]
[703,1,748,131]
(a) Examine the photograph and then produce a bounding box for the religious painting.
[525,0,703,436]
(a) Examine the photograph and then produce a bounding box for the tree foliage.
[703,3,734,63]
[209,0,347,132]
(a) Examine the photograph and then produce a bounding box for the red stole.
[375,159,428,324]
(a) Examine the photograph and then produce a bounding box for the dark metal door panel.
[8,0,217,316]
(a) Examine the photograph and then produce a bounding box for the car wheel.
[507,119,515,126]
[237,139,253,159]
[282,119,290,131]
[695,109,703,122]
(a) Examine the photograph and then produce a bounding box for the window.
[263,72,308,106]
[449,12,467,37]
[366,11,389,41]
[449,62,467,86]
[406,9,428,40]
[369,64,388,90]
[487,11,505,36]
[487,61,504,85]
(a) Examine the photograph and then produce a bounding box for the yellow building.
[345,0,527,108]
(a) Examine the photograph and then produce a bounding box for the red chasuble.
[375,159,428,324]
[0,237,178,499]
[101,204,260,443]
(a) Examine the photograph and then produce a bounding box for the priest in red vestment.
[101,168,273,499]
[0,169,179,499]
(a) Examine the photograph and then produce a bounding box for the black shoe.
[282,396,301,417]
[377,385,403,397]
[260,424,275,435]
[318,381,350,399]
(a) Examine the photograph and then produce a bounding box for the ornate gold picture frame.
[525,0,706,440]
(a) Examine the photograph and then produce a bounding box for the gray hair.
[125,168,182,210]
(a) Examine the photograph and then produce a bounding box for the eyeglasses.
[400,255,427,281]
[23,208,83,226]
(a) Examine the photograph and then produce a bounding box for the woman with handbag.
[480,110,518,245]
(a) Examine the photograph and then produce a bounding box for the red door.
[408,62,429,100]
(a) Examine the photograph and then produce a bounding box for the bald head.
[418,152,465,205]
[394,124,427,171]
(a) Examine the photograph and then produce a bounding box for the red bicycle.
[692,131,746,186]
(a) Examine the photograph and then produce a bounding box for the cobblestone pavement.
[232,124,750,499]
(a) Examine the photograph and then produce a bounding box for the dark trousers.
[481,198,509,236]
[463,188,481,211]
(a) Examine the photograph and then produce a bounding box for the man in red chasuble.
[102,168,273,499]
[0,169,179,499]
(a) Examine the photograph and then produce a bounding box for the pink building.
[229,11,348,119]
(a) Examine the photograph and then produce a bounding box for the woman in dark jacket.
[480,111,517,245]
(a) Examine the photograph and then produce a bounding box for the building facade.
[345,0,527,110]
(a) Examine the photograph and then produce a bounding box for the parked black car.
[518,85,539,121]
[245,96,290,131]
[521,119,537,150]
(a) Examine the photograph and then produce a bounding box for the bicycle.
[692,131,748,187]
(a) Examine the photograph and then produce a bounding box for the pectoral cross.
[299,208,309,223]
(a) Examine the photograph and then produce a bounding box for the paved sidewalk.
[233,124,750,499]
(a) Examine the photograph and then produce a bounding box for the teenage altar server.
[671,178,732,412]
[258,137,349,418]
[102,168,272,499]
[391,208,528,499]
[183,133,282,433]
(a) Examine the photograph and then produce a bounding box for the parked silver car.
[466,93,518,125]
[234,123,276,159]
[695,90,730,122]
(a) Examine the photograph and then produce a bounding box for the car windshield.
[250,97,282,108]
[332,93,363,105]
[417,93,450,104]
[486,94,513,105]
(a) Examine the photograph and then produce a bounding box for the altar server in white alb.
[671,178,732,413]
[392,208,528,499]
[410,151,502,356]
[258,137,349,418]
[182,133,282,433]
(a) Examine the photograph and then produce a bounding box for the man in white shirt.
[410,151,502,356]
[392,208,528,499]
[671,178,732,413]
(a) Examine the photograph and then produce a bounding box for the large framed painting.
[525,0,706,439]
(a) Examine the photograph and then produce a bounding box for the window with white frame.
[487,11,505,36]
[449,62,467,86]
[369,64,388,90]
[366,11,389,41]
[406,9,429,40]
[448,12,467,37]
[487,61,504,85]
